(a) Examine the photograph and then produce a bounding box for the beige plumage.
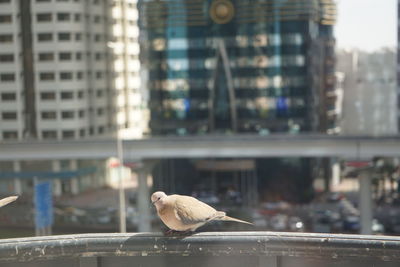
[0,196,18,208]
[151,191,252,232]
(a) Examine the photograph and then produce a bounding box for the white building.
[0,0,144,195]
[336,48,397,136]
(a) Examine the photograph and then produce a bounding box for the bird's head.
[151,191,167,209]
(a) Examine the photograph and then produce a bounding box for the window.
[39,53,54,61]
[37,13,52,22]
[2,112,17,120]
[95,53,103,61]
[76,71,84,80]
[94,34,101,42]
[60,72,73,80]
[61,91,73,99]
[93,15,101,23]
[36,0,51,2]
[59,52,71,61]
[76,52,82,60]
[0,15,12,23]
[2,131,18,140]
[58,32,71,41]
[0,54,14,62]
[61,111,74,119]
[74,14,81,21]
[62,130,75,139]
[42,130,57,139]
[78,110,85,118]
[97,108,104,115]
[38,33,53,42]
[0,34,13,43]
[77,91,84,98]
[57,13,70,21]
[96,89,103,97]
[41,111,56,119]
[95,71,103,79]
[1,92,16,101]
[0,0,11,3]
[0,73,15,81]
[40,92,56,100]
[75,33,82,41]
[40,72,55,81]
[79,129,85,137]
[98,126,104,134]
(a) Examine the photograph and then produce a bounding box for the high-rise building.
[0,0,144,195]
[139,0,337,203]
[398,0,400,131]
[139,0,336,135]
[337,48,397,136]
[0,0,143,141]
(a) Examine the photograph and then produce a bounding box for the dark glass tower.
[139,0,337,203]
[139,0,336,135]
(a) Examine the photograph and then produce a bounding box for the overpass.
[1,134,400,161]
[1,134,400,235]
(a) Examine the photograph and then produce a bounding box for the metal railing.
[1,232,400,266]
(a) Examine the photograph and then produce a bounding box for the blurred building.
[140,0,336,135]
[398,0,400,131]
[337,49,397,136]
[139,0,337,203]
[0,0,145,195]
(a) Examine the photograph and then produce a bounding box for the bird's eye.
[158,197,161,200]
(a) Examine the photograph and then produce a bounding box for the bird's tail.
[215,211,253,225]
[0,196,18,208]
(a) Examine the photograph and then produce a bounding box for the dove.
[151,191,252,232]
[0,196,18,208]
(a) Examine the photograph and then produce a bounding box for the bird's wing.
[173,195,217,225]
[0,196,18,208]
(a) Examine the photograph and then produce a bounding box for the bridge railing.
[0,232,399,267]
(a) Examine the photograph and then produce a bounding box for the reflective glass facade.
[139,0,336,135]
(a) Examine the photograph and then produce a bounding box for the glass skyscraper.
[139,0,336,135]
[138,0,337,204]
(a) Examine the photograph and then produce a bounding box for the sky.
[335,0,397,51]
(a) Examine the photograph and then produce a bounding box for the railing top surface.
[1,232,400,262]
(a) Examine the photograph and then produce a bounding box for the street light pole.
[117,135,126,233]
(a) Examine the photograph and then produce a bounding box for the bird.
[151,191,253,232]
[0,196,18,208]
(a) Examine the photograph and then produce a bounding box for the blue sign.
[34,181,53,229]
[183,98,190,112]
[276,96,288,116]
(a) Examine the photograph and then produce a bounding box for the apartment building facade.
[0,0,144,195]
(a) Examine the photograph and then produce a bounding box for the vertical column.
[137,168,151,232]
[52,160,62,197]
[19,0,37,138]
[70,160,79,195]
[323,158,331,192]
[359,170,373,235]
[13,161,22,195]
[253,170,259,207]
[331,158,341,190]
